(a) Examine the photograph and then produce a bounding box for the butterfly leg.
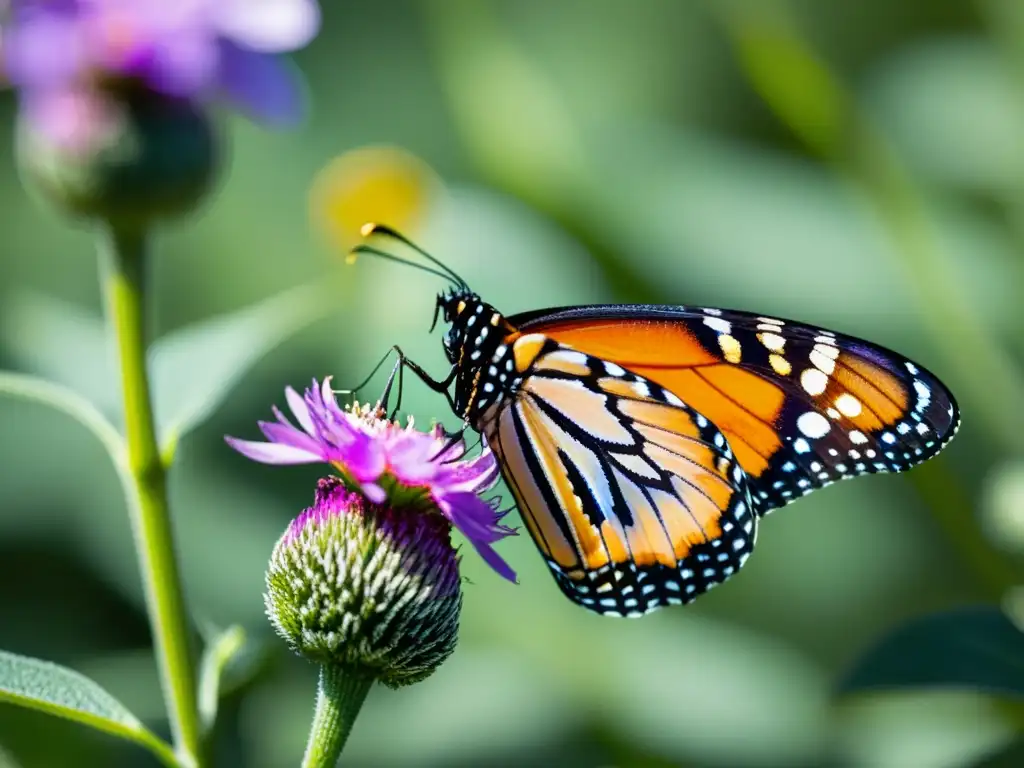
[337,348,399,402]
[391,345,459,414]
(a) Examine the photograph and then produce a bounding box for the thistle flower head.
[265,476,461,686]
[227,378,517,582]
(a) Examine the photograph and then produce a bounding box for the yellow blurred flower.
[309,145,440,253]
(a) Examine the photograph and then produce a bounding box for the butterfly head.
[434,289,499,364]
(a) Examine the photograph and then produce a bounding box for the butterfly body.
[429,288,959,616]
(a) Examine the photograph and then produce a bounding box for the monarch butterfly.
[353,224,960,618]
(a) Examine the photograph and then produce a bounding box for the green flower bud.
[17,82,218,230]
[265,477,462,687]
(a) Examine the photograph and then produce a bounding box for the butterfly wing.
[481,341,756,616]
[508,304,960,514]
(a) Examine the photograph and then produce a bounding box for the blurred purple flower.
[1,0,319,147]
[227,378,518,582]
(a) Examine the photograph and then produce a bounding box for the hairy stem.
[301,665,373,768]
[100,226,201,767]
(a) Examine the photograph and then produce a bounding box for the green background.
[2,1,1024,766]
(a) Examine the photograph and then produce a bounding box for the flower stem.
[100,226,201,767]
[301,665,373,767]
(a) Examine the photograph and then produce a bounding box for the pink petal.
[437,450,500,493]
[439,492,517,582]
[337,431,387,482]
[386,433,439,483]
[217,41,305,126]
[360,482,387,504]
[215,0,320,53]
[257,420,324,456]
[224,436,320,464]
[285,386,316,435]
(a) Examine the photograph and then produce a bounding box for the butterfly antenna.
[348,244,458,286]
[357,223,470,290]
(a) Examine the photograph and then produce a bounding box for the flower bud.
[17,83,218,230]
[265,476,462,687]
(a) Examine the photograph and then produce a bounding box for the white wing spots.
[702,308,723,316]
[770,354,792,376]
[718,334,742,364]
[696,414,708,428]
[897,422,911,435]
[634,380,651,398]
[914,380,931,410]
[810,461,822,472]
[491,344,508,363]
[800,368,829,396]
[881,432,896,444]
[475,326,489,345]
[604,361,626,377]
[835,393,862,418]
[814,335,837,346]
[757,316,784,326]
[794,437,811,453]
[782,461,796,472]
[797,411,831,439]
[809,347,837,375]
[849,430,868,444]
[906,361,919,375]
[665,391,684,407]
[758,332,786,351]
[916,423,930,435]
[546,349,588,367]
[704,316,732,334]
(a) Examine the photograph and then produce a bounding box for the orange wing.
[509,304,960,514]
[481,341,756,617]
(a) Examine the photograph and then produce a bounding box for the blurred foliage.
[2,0,1024,766]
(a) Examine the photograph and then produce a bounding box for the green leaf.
[0,650,181,768]
[0,278,341,456]
[838,606,1024,700]
[0,291,115,417]
[197,625,251,732]
[150,278,340,453]
[0,372,126,471]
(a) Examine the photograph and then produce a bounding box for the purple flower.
[2,0,319,147]
[227,378,517,582]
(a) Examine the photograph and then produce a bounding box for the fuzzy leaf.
[197,625,251,732]
[151,279,339,452]
[838,606,1024,700]
[0,650,179,767]
[0,278,339,454]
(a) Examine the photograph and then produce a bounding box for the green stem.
[100,226,201,767]
[301,665,373,768]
